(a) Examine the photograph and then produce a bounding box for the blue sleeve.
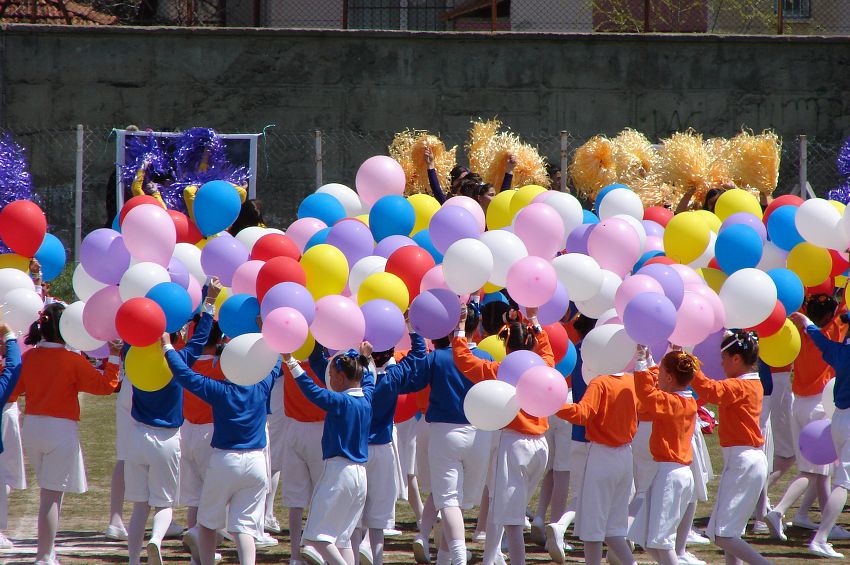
[294,368,341,412]
[308,345,329,385]
[807,324,849,370]
[0,339,22,407]
[501,172,513,190]
[757,361,773,396]
[179,312,213,367]
[428,169,446,204]
[393,334,431,394]
[361,370,375,404]
[165,348,225,403]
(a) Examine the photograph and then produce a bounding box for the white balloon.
[823,378,836,419]
[719,268,778,329]
[442,239,494,295]
[599,188,644,221]
[757,241,788,271]
[580,323,636,375]
[613,214,647,253]
[796,198,845,250]
[596,308,620,326]
[60,301,106,352]
[463,380,520,431]
[119,262,171,302]
[317,183,363,217]
[72,263,107,301]
[574,270,622,318]
[480,230,528,287]
[582,363,601,386]
[538,191,584,241]
[235,226,268,252]
[173,243,206,286]
[221,333,280,386]
[2,288,43,333]
[0,268,35,302]
[552,254,604,302]
[687,231,716,270]
[349,256,387,296]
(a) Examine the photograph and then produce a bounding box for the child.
[690,330,771,565]
[286,343,375,565]
[0,320,22,550]
[106,358,133,541]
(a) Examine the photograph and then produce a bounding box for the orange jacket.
[283,362,325,422]
[690,370,763,448]
[557,373,637,447]
[634,369,697,465]
[182,356,225,425]
[793,309,847,397]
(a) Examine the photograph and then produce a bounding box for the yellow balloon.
[829,200,846,215]
[301,244,349,298]
[786,242,831,287]
[486,190,516,230]
[699,267,728,294]
[0,253,30,271]
[408,194,441,234]
[714,188,762,221]
[126,344,172,392]
[693,209,721,233]
[213,288,230,318]
[357,272,410,311]
[839,275,849,293]
[509,185,547,218]
[478,334,506,361]
[663,211,711,264]
[759,319,801,367]
[293,332,316,361]
[482,282,504,294]
[355,214,370,227]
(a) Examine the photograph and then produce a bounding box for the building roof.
[0,0,119,25]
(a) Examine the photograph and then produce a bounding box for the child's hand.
[525,307,539,321]
[109,340,124,356]
[458,305,468,329]
[0,323,12,336]
[424,146,435,169]
[160,333,171,349]
[205,277,223,302]
[359,341,373,358]
[29,259,41,278]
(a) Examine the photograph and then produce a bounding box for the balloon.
[688,284,726,333]
[583,209,600,224]
[555,340,578,377]
[235,226,268,252]
[758,319,801,366]
[0,253,28,272]
[669,291,715,346]
[301,244,349,299]
[187,277,202,311]
[311,295,366,350]
[513,203,565,259]
[221,333,280,386]
[394,393,419,424]
[565,223,595,255]
[694,210,722,234]
[796,198,845,250]
[763,194,803,225]
[33,234,66,282]
[535,282,570,325]
[230,260,264,297]
[720,212,767,242]
[115,297,167,347]
[118,261,170,302]
[622,292,677,345]
[719,268,777,329]
[687,230,716,270]
[766,206,805,251]
[429,206,481,255]
[787,242,832,287]
[326,219,374,266]
[0,200,46,257]
[642,220,664,239]
[758,240,789,272]
[199,234,249,287]
[544,322,569,363]
[552,253,604,302]
[255,257,306,303]
[829,249,850,277]
[174,242,206,285]
[349,255,388,297]
[219,294,260,338]
[534,191,584,238]
[374,235,417,258]
[615,214,647,252]
[193,180,242,236]
[749,300,786,337]
[251,233,300,262]
[644,206,673,227]
[637,264,685,309]
[369,195,415,241]
[125,344,172,392]
[419,265,451,294]
[80,229,131,285]
[497,350,545,387]
[411,229,443,264]
[286,218,328,253]
[166,210,193,244]
[409,289,461,340]
[357,272,409,311]
[0,268,34,302]
[587,217,641,277]
[404,194,440,234]
[486,190,516,230]
[598,187,644,221]
[633,249,664,272]
[442,239,493,295]
[122,204,176,267]
[59,301,105,352]
[714,188,762,221]
[71,263,106,302]
[480,230,528,288]
[478,335,507,361]
[614,275,664,316]
[574,270,622,318]
[119,195,162,226]
[798,420,837,466]
[664,211,711,264]
[0,288,40,333]
[693,330,726,380]
[262,307,309,353]
[361,299,406,352]
[715,224,763,274]
[516,365,569,417]
[581,324,636,375]
[507,185,546,218]
[355,156,406,208]
[823,378,836,419]
[463,380,520,431]
[384,246,436,302]
[145,282,194,333]
[806,277,836,297]
[316,183,362,217]
[443,195,486,232]
[595,184,629,213]
[767,268,805,315]
[167,257,191,289]
[260,282,316,324]
[304,227,331,251]
[506,256,557,308]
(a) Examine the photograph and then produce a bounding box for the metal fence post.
[777,0,784,34]
[315,129,323,188]
[74,124,84,264]
[491,0,497,31]
[644,0,651,32]
[799,135,808,200]
[559,131,569,193]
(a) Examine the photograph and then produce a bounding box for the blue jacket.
[570,342,588,443]
[0,339,22,454]
[806,324,850,410]
[423,345,493,425]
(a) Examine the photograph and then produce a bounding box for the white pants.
[198,449,267,537]
[706,446,767,540]
[791,394,831,475]
[363,443,397,529]
[428,423,491,510]
[770,372,794,458]
[22,415,87,493]
[0,402,25,490]
[488,430,548,527]
[124,422,181,507]
[690,421,711,502]
[629,462,694,550]
[831,408,850,490]
[281,420,324,508]
[179,422,214,506]
[267,401,287,472]
[545,415,573,472]
[115,378,133,461]
[414,418,431,492]
[395,417,418,477]
[576,442,632,542]
[632,421,656,496]
[303,457,366,548]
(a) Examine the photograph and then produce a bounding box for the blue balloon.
[369,195,415,242]
[34,233,66,282]
[633,250,665,273]
[304,227,332,252]
[146,282,194,333]
[111,213,121,232]
[715,224,763,274]
[218,294,260,338]
[767,268,805,315]
[582,209,599,225]
[297,193,346,227]
[411,230,443,263]
[194,180,242,236]
[767,205,804,251]
[595,184,630,213]
[555,340,578,378]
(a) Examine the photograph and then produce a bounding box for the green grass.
[5,395,850,563]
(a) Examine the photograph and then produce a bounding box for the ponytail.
[25,302,65,345]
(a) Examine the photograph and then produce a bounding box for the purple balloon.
[497,350,545,387]
[649,341,669,364]
[80,228,131,285]
[642,220,665,238]
[527,281,570,325]
[565,224,596,255]
[327,219,375,266]
[637,264,685,308]
[362,299,406,352]
[374,235,416,259]
[84,343,110,359]
[200,233,249,287]
[693,330,725,381]
[799,420,837,465]
[409,288,460,340]
[260,282,316,324]
[622,292,677,345]
[429,206,480,254]
[720,212,768,242]
[167,257,190,289]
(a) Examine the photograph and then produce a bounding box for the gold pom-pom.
[467,119,550,190]
[704,137,733,191]
[657,130,711,201]
[388,130,457,196]
[569,135,617,199]
[630,175,683,208]
[612,128,657,186]
[726,130,781,196]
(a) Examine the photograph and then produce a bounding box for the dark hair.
[450,166,470,185]
[702,188,723,212]
[720,329,759,366]
[805,294,839,327]
[25,302,65,345]
[228,199,264,235]
[206,320,223,349]
[481,301,510,337]
[332,350,370,381]
[547,163,561,176]
[457,178,493,200]
[373,348,395,368]
[661,350,700,387]
[434,303,482,349]
[572,315,596,340]
[498,321,536,352]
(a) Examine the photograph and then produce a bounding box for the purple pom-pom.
[828,181,850,205]
[0,134,35,209]
[838,138,850,181]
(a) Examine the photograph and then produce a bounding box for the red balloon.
[119,195,162,226]
[251,233,301,262]
[645,256,676,267]
[115,297,166,346]
[543,322,568,363]
[185,220,203,244]
[762,194,804,226]
[707,257,720,270]
[747,300,787,338]
[829,249,850,277]
[806,277,835,297]
[644,206,674,227]
[256,257,307,302]
[385,246,436,300]
[167,210,191,244]
[0,200,47,258]
[394,393,419,423]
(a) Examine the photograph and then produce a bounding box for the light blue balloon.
[218,294,260,338]
[369,195,415,242]
[767,268,805,315]
[304,227,332,252]
[715,224,763,274]
[146,282,193,333]
[595,183,630,212]
[297,193,346,227]
[582,209,599,225]
[555,340,578,378]
[766,205,804,251]
[412,229,443,263]
[194,180,242,236]
[34,233,66,282]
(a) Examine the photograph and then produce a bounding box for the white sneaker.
[792,514,819,530]
[183,528,201,564]
[384,528,402,537]
[104,524,127,541]
[545,523,566,564]
[524,516,531,530]
[301,545,326,565]
[530,516,545,546]
[412,536,430,564]
[0,532,12,549]
[808,539,844,558]
[765,510,786,541]
[678,551,707,565]
[265,516,282,534]
[828,524,850,540]
[146,542,163,565]
[472,531,486,542]
[751,520,769,534]
[494,552,507,565]
[686,529,710,545]
[255,532,278,549]
[359,544,373,565]
[214,553,222,562]
[165,521,185,538]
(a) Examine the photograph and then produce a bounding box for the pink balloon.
[396,331,412,351]
[669,291,715,346]
[355,156,406,208]
[263,307,309,353]
[516,365,569,417]
[506,256,557,308]
[670,264,704,289]
[311,294,366,351]
[513,203,565,259]
[122,204,176,267]
[187,276,202,311]
[419,265,469,303]
[645,235,664,252]
[287,218,328,253]
[231,260,264,296]
[614,274,664,317]
[443,196,486,232]
[82,286,123,341]
[689,285,726,332]
[587,218,641,277]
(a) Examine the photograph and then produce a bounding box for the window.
[777,0,811,19]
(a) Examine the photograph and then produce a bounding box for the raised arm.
[178,278,222,366]
[557,378,603,425]
[165,347,225,404]
[0,330,22,407]
[452,336,498,384]
[689,370,729,406]
[634,368,674,416]
[308,343,329,385]
[73,343,120,395]
[287,359,341,412]
[424,146,447,203]
[501,154,516,191]
[388,333,430,394]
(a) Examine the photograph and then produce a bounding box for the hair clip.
[467,301,481,317]
[333,349,359,371]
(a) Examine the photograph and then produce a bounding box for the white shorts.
[125,422,181,507]
[22,415,87,493]
[267,404,288,472]
[488,430,548,527]
[576,442,632,542]
[115,378,133,461]
[770,372,794,458]
[706,446,767,540]
[427,423,491,511]
[415,418,431,492]
[791,394,831,475]
[629,462,694,550]
[395,418,418,477]
[568,440,589,509]
[632,421,656,496]
[303,457,366,548]
[545,416,573,472]
[0,402,26,490]
[689,422,711,503]
[831,408,850,490]
[363,443,397,529]
[179,422,214,506]
[760,396,774,475]
[198,449,268,537]
[281,420,324,508]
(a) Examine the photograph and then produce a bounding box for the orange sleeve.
[557,378,602,425]
[452,336,498,383]
[533,329,555,368]
[634,368,670,415]
[689,370,728,405]
[72,353,119,395]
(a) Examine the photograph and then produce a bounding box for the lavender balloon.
[497,350,546,387]
[799,420,838,465]
[693,330,725,381]
[642,220,665,238]
[534,281,570,325]
[167,257,191,289]
[80,228,131,285]
[565,223,596,255]
[429,206,480,254]
[720,212,767,242]
[200,233,249,287]
[260,282,316,324]
[362,299,406,352]
[622,292,677,345]
[409,288,460,340]
[327,219,375,266]
[637,263,685,308]
[374,235,416,259]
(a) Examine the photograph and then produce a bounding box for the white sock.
[448,539,467,565]
[150,507,173,546]
[436,548,451,565]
